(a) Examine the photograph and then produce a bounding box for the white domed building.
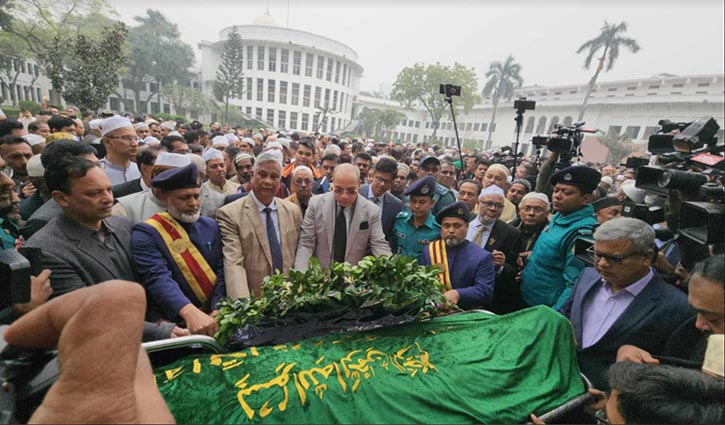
[199,13,363,132]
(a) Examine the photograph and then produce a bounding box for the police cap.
[550,166,601,194]
[405,175,436,198]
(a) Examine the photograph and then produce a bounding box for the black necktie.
[264,207,283,272]
[333,206,347,263]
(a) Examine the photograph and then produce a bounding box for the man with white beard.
[130,163,226,337]
[420,201,495,310]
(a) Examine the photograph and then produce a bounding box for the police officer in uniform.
[406,156,456,216]
[520,165,601,310]
[393,175,441,264]
[421,201,495,309]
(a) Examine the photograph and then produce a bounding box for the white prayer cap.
[241,137,254,146]
[224,133,239,144]
[266,149,283,165]
[521,192,550,208]
[487,163,510,177]
[27,154,45,177]
[479,185,506,199]
[160,120,177,131]
[155,152,190,168]
[22,134,46,147]
[202,148,224,162]
[212,136,229,147]
[277,137,290,149]
[265,141,283,151]
[100,116,133,136]
[234,152,255,163]
[600,176,614,186]
[186,153,206,175]
[143,136,160,147]
[168,131,183,138]
[134,122,150,131]
[88,119,103,130]
[621,179,646,204]
[145,118,159,125]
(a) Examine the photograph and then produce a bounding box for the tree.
[576,21,640,121]
[378,109,405,136]
[63,22,127,112]
[482,55,523,145]
[125,9,195,114]
[161,84,212,116]
[599,130,635,164]
[213,27,244,124]
[356,107,404,139]
[6,0,117,104]
[391,63,479,138]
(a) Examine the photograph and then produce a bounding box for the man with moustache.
[98,116,141,186]
[286,165,314,218]
[131,164,226,337]
[421,201,495,310]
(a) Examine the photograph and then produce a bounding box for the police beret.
[550,166,602,194]
[591,196,621,212]
[405,175,436,198]
[435,201,472,224]
[151,163,201,192]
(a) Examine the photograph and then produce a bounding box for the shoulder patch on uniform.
[396,211,411,220]
[436,185,449,195]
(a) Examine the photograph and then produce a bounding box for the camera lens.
[657,171,672,188]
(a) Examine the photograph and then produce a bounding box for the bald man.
[295,164,391,270]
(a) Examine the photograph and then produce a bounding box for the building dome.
[253,12,279,27]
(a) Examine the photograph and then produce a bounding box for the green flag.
[155,306,585,424]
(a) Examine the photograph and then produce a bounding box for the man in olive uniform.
[393,175,440,264]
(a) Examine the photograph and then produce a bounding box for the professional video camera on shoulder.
[531,121,598,160]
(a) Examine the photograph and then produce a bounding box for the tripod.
[444,95,464,177]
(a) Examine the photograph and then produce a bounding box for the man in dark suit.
[466,185,523,314]
[359,157,402,247]
[561,217,693,390]
[25,156,185,341]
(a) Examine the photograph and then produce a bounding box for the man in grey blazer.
[359,157,402,247]
[561,217,692,390]
[25,156,185,341]
[295,164,391,271]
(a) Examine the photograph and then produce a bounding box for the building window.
[303,85,311,107]
[290,112,298,129]
[562,116,573,126]
[465,123,472,131]
[697,82,710,87]
[255,108,262,119]
[314,87,322,107]
[342,64,348,86]
[163,104,170,114]
[648,85,660,89]
[607,87,617,92]
[247,46,253,69]
[257,46,265,70]
[569,90,578,94]
[324,88,330,108]
[278,110,286,129]
[425,122,430,129]
[326,58,333,81]
[400,119,406,126]
[535,117,546,134]
[109,97,119,110]
[626,86,637,91]
[291,83,300,105]
[280,49,289,73]
[268,47,277,72]
[330,117,336,132]
[642,126,658,139]
[301,113,309,131]
[330,90,337,110]
[473,122,480,131]
[334,61,341,83]
[548,116,560,132]
[246,106,252,115]
[305,53,313,77]
[268,79,276,102]
[481,123,488,132]
[347,67,352,87]
[293,51,301,75]
[316,55,324,79]
[257,78,264,101]
[672,83,684,88]
[608,125,622,135]
[279,81,288,104]
[312,113,319,132]
[267,109,274,124]
[246,77,253,100]
[524,117,534,134]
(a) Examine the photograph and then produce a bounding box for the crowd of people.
[1,106,723,423]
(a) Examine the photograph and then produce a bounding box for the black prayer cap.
[435,201,472,224]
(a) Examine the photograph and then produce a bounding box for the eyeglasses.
[586,246,640,265]
[107,135,138,143]
[521,206,547,214]
[334,187,358,195]
[373,175,392,185]
[1,166,13,179]
[480,200,505,210]
[294,178,313,186]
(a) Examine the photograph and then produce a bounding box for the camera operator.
[520,166,600,310]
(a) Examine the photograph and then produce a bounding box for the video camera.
[439,84,461,98]
[531,121,598,160]
[0,248,42,310]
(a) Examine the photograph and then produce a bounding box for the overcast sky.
[108,0,724,93]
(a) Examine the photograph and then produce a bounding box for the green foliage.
[0,0,12,31]
[0,106,20,118]
[391,62,479,138]
[215,255,450,345]
[125,9,195,113]
[17,100,40,113]
[358,107,406,139]
[63,22,127,112]
[482,55,524,143]
[160,84,212,117]
[214,27,245,124]
[598,130,635,164]
[152,112,187,124]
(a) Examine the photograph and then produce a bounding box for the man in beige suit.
[295,164,391,271]
[216,152,302,298]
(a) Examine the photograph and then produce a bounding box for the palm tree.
[577,21,641,121]
[482,55,523,146]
